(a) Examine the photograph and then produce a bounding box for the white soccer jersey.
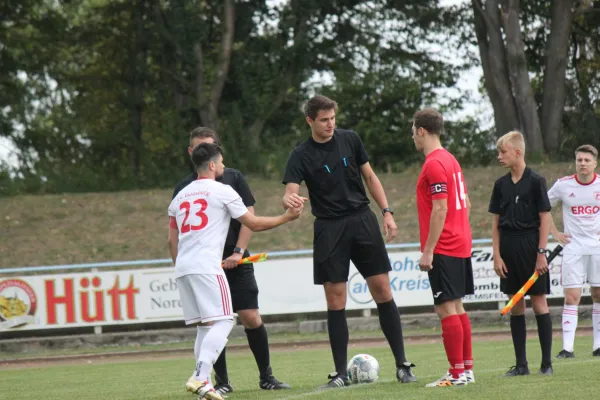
[168,178,249,277]
[547,174,600,255]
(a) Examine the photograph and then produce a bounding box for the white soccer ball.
[347,353,380,384]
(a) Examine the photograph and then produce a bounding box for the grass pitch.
[1,336,597,400]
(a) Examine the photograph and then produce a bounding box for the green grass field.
[1,336,598,400]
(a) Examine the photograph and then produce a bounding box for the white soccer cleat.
[186,378,224,400]
[425,371,468,387]
[464,369,475,383]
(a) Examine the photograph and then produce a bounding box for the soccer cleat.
[425,371,467,387]
[396,362,418,383]
[555,349,575,359]
[593,348,600,357]
[185,378,224,400]
[319,372,351,389]
[464,369,475,383]
[259,368,291,390]
[538,364,553,376]
[504,365,530,377]
[214,382,233,396]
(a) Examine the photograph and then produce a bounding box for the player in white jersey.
[168,143,304,399]
[547,144,600,359]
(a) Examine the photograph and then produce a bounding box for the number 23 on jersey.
[180,199,209,233]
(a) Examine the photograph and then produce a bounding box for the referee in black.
[171,127,290,394]
[282,95,417,388]
[488,131,554,376]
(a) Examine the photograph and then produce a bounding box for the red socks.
[441,315,464,378]
[459,313,473,371]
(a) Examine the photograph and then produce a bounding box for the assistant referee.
[488,131,554,377]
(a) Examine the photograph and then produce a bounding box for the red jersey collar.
[574,173,597,186]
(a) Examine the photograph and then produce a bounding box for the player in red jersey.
[412,108,475,387]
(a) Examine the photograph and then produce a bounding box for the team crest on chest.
[595,192,600,201]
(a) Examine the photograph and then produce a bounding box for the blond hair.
[496,131,525,153]
[575,144,598,160]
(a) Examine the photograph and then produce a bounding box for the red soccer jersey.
[416,148,472,258]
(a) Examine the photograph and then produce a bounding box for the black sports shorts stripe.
[428,254,475,305]
[499,231,550,295]
[313,209,391,285]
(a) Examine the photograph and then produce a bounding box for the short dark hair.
[575,144,598,160]
[304,95,338,120]
[189,126,220,146]
[191,143,223,171]
[413,108,444,135]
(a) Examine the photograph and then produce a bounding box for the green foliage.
[0,0,498,194]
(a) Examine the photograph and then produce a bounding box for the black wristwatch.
[233,247,244,255]
[537,248,547,254]
[382,207,394,216]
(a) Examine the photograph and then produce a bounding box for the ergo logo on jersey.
[571,205,600,215]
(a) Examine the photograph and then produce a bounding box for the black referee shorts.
[313,209,391,285]
[499,231,550,296]
[222,247,259,311]
[428,254,475,305]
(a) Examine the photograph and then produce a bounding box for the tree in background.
[470,0,599,157]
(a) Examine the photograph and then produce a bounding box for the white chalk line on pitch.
[276,358,600,400]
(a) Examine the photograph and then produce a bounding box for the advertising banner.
[0,244,583,331]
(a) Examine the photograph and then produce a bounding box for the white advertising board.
[0,244,584,332]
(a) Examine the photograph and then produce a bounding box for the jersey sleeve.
[168,197,178,217]
[234,171,256,207]
[282,150,305,185]
[488,180,502,214]
[547,179,561,207]
[424,160,448,200]
[535,177,552,212]
[350,131,369,165]
[219,185,249,219]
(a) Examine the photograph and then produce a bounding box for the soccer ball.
[347,354,380,384]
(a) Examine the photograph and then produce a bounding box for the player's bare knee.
[510,299,526,315]
[564,291,582,306]
[531,295,549,314]
[365,274,392,302]
[324,284,347,309]
[434,302,456,319]
[369,283,392,303]
[238,309,262,329]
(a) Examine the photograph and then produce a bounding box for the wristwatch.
[233,247,244,255]
[381,207,394,216]
[537,248,547,254]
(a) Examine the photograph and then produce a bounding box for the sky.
[0,0,491,169]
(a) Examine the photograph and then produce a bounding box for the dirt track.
[1,327,592,370]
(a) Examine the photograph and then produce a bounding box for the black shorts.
[499,231,550,295]
[222,247,259,311]
[313,209,391,285]
[428,254,475,305]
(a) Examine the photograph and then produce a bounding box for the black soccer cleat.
[504,365,530,377]
[259,374,291,390]
[396,362,417,383]
[214,382,233,396]
[538,363,553,376]
[555,349,575,359]
[593,348,600,357]
[319,372,351,389]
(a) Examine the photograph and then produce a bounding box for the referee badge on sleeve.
[430,183,447,195]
